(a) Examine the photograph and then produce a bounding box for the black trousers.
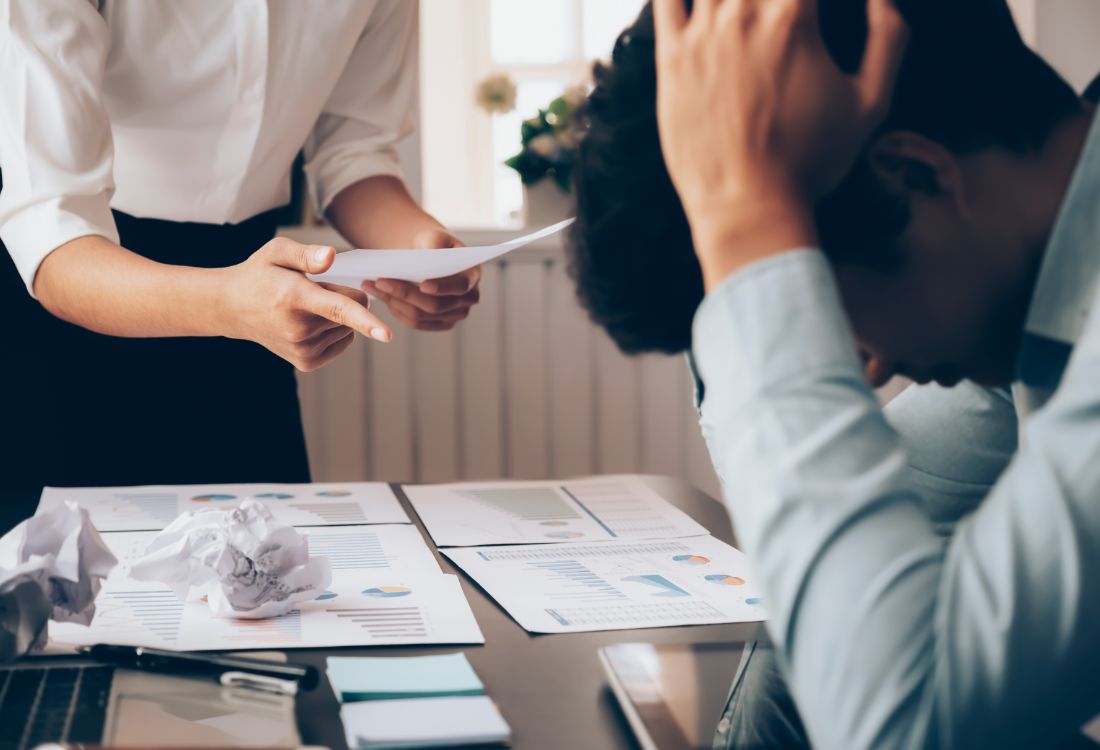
[1,210,311,507]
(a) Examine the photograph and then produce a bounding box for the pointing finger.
[301,284,391,342]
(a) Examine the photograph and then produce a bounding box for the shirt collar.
[1021,110,1100,347]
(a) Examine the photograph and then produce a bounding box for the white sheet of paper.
[102,525,442,579]
[49,525,471,650]
[404,475,709,547]
[51,571,483,650]
[39,482,409,532]
[443,536,765,634]
[342,696,511,749]
[309,218,574,286]
[50,568,482,650]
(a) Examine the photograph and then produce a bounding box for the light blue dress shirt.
[692,110,1100,750]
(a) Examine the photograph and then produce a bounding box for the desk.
[296,476,757,750]
[0,478,755,750]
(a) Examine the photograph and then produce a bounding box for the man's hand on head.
[652,0,908,290]
[361,228,482,332]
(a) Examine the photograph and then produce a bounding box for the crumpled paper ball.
[130,499,331,619]
[0,501,118,661]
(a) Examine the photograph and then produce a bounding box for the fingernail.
[420,282,438,294]
[370,327,390,342]
[375,280,394,294]
[313,246,332,264]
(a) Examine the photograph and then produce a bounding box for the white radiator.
[287,228,722,499]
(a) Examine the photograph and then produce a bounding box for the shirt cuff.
[1,194,119,297]
[691,249,863,396]
[304,145,406,219]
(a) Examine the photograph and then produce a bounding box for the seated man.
[568,0,1100,747]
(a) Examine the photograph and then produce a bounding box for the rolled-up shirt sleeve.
[303,0,417,216]
[0,0,119,295]
[693,250,1100,749]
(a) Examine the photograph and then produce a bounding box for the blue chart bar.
[622,574,690,598]
[529,560,627,602]
[113,493,178,526]
[105,589,184,642]
[307,531,388,570]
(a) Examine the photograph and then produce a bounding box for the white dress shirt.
[693,109,1100,749]
[0,0,416,292]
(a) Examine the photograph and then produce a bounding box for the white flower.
[556,127,580,151]
[474,73,517,115]
[528,133,558,158]
[562,84,588,109]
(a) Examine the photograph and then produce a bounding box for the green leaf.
[546,97,572,127]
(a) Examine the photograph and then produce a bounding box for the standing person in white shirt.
[0,1,480,496]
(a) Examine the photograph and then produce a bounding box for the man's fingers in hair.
[300,283,391,342]
[860,0,909,121]
[692,0,721,23]
[653,0,689,40]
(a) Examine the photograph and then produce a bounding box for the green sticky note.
[327,653,485,702]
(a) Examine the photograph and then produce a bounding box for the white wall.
[1010,0,1100,91]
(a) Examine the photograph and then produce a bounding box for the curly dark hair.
[567,0,1081,355]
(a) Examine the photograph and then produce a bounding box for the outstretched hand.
[222,238,391,372]
[652,0,908,288]
[362,228,482,332]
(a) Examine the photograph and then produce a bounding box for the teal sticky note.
[327,653,485,702]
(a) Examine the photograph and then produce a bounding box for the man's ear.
[867,132,965,205]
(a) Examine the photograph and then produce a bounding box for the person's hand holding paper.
[362,228,483,332]
[311,219,575,331]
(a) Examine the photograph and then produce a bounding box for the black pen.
[80,643,320,692]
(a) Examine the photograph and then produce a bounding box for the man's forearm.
[33,234,226,338]
[325,174,445,249]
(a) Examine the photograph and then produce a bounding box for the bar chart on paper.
[38,482,410,531]
[51,572,484,651]
[49,523,473,651]
[404,477,708,546]
[443,536,766,634]
[301,526,442,575]
[50,581,188,650]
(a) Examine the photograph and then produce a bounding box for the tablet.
[599,641,755,750]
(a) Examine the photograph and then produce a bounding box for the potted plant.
[505,87,584,224]
[476,75,584,225]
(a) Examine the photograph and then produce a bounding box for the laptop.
[0,657,300,750]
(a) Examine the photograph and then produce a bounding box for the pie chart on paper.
[704,574,746,586]
[673,554,711,566]
[192,494,237,502]
[363,585,412,599]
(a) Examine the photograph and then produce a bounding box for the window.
[420,0,646,228]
